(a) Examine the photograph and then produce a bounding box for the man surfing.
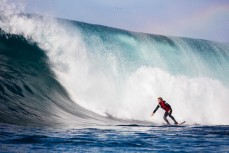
[151,97,178,125]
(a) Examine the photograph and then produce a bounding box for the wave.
[0,3,229,126]
[0,31,119,127]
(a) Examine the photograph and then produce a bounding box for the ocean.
[0,7,229,153]
[1,123,229,152]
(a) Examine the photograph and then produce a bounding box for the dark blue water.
[1,123,229,152]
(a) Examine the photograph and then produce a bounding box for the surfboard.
[178,121,186,125]
[161,121,186,127]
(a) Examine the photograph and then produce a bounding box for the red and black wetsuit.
[153,101,178,125]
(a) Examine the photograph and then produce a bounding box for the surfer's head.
[158,97,163,103]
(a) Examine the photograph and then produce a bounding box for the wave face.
[0,6,229,126]
[0,32,115,127]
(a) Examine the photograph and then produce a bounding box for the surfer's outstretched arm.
[151,105,159,116]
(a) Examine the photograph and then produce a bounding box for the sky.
[25,0,229,42]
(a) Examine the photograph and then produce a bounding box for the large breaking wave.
[0,1,229,126]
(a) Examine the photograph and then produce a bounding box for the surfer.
[151,97,178,125]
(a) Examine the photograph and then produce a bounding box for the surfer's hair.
[158,97,163,100]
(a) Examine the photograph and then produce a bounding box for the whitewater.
[0,1,229,152]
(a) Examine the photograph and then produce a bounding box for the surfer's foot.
[174,122,178,125]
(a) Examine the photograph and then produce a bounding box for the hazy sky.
[25,0,229,42]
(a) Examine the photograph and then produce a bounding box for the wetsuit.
[153,101,178,125]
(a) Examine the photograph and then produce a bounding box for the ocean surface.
[0,4,229,152]
[1,123,229,152]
